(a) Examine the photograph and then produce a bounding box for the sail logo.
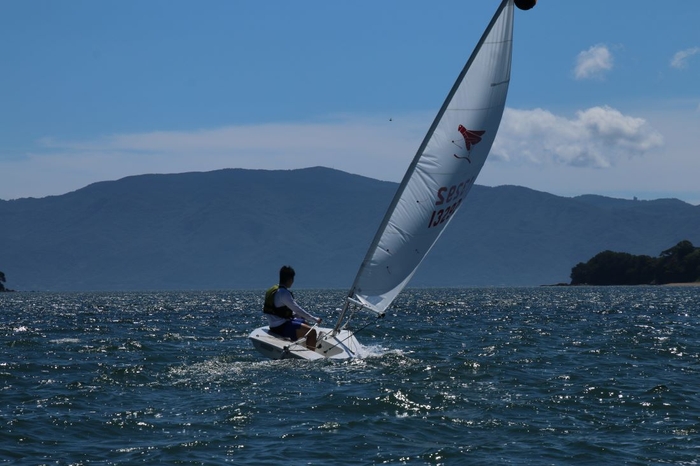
[452,125,485,163]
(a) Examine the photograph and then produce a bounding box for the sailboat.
[249,0,531,360]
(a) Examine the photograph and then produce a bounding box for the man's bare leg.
[296,324,318,351]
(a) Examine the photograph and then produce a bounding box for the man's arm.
[276,289,320,323]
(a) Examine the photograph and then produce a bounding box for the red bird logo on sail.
[452,125,485,162]
[458,125,485,150]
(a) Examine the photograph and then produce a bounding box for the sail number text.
[427,176,474,228]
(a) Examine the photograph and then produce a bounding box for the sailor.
[264,265,322,351]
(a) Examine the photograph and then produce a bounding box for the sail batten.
[347,0,515,315]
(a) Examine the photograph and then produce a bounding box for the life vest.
[263,285,294,319]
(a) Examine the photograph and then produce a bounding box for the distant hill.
[1,167,699,291]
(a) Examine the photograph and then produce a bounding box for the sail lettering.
[428,198,462,228]
[428,176,474,228]
[436,184,460,205]
[434,176,474,206]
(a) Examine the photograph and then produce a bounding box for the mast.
[341,0,515,321]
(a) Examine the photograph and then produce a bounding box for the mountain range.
[2,167,699,291]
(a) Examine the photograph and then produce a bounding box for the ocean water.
[1,287,699,465]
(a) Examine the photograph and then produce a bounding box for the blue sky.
[2,0,699,204]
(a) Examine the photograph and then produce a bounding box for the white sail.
[349,0,515,313]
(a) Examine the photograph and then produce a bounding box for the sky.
[1,0,699,204]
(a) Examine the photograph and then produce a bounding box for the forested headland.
[570,240,700,286]
[0,271,12,292]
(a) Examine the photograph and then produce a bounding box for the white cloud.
[670,47,700,69]
[0,108,683,203]
[38,115,425,160]
[37,107,662,176]
[492,106,664,168]
[3,114,427,198]
[574,44,613,80]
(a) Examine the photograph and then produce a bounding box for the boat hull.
[248,326,363,360]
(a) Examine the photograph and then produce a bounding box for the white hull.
[248,326,363,360]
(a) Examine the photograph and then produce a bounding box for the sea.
[1,286,699,465]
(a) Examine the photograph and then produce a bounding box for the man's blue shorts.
[269,318,304,340]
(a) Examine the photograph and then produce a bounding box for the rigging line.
[322,314,384,355]
[283,322,319,353]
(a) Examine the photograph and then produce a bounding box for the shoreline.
[544,282,700,287]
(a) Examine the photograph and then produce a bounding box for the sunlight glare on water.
[1,287,699,464]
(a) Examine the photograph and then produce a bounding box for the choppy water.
[1,287,699,465]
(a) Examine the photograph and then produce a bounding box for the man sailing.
[263,266,322,351]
